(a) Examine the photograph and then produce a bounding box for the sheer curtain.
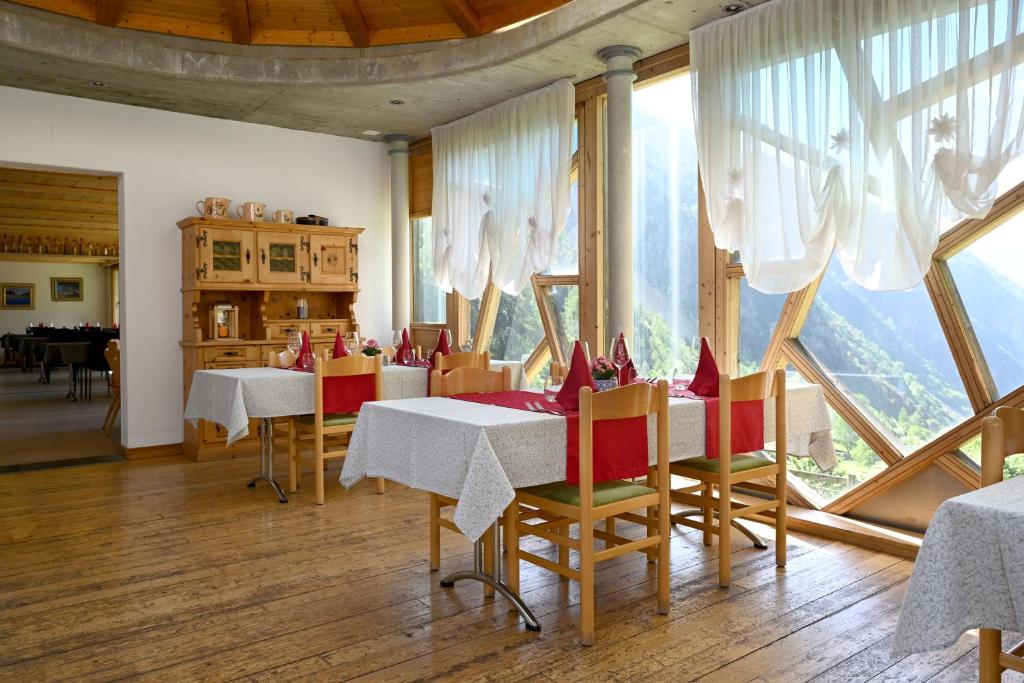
[691,0,1024,293]
[431,79,574,299]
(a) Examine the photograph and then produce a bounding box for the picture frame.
[1,283,35,309]
[51,277,84,302]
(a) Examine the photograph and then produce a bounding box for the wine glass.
[543,374,559,403]
[609,335,630,372]
[403,347,414,365]
[444,328,453,348]
[286,330,302,360]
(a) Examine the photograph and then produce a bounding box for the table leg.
[66,364,78,401]
[246,418,288,503]
[440,519,541,632]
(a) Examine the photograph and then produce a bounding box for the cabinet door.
[257,232,310,284]
[310,234,357,286]
[197,228,255,284]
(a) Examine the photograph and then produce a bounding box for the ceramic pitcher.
[196,197,231,218]
[272,209,294,223]
[236,202,266,222]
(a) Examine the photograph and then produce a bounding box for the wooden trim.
[784,339,904,465]
[534,274,579,286]
[121,443,182,460]
[94,0,123,26]
[924,259,996,411]
[725,261,745,279]
[934,451,982,490]
[226,0,252,43]
[522,340,551,383]
[574,42,691,104]
[531,275,567,367]
[936,179,1024,258]
[472,281,501,352]
[0,252,118,266]
[760,273,823,375]
[438,0,481,36]
[577,97,604,355]
[332,0,371,47]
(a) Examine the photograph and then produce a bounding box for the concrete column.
[385,134,414,331]
[598,45,640,350]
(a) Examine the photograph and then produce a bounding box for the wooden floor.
[0,367,119,467]
[0,455,1019,682]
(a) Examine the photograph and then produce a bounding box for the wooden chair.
[507,381,671,645]
[428,365,512,589]
[287,354,384,504]
[979,406,1024,683]
[667,369,787,588]
[266,349,296,368]
[433,350,490,373]
[101,341,120,435]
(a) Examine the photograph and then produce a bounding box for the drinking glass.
[444,329,453,348]
[543,375,559,403]
[461,336,474,353]
[286,330,302,358]
[403,347,414,365]
[609,336,630,371]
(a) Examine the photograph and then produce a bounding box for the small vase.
[594,378,618,392]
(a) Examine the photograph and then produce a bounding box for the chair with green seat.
[667,369,787,588]
[287,353,383,504]
[506,381,671,646]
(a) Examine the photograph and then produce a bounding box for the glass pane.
[959,435,1024,480]
[544,179,579,275]
[489,291,544,363]
[631,71,699,377]
[802,258,971,452]
[412,217,447,324]
[946,210,1024,397]
[268,243,295,273]
[212,240,241,272]
[739,279,787,373]
[542,284,579,361]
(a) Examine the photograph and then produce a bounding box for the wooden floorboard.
[0,455,1019,682]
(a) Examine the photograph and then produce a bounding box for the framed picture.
[51,277,84,302]
[1,283,35,309]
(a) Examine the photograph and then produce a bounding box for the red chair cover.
[321,373,377,414]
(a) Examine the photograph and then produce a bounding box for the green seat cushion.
[519,480,656,507]
[296,413,358,427]
[675,454,774,474]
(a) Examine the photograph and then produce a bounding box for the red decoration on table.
[556,341,597,411]
[687,337,720,397]
[297,331,315,369]
[395,328,413,365]
[332,332,348,359]
[618,358,638,385]
[451,389,648,485]
[432,329,451,361]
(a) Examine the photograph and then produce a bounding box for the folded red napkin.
[297,331,314,369]
[395,328,413,364]
[618,358,638,385]
[432,329,452,362]
[556,341,597,411]
[332,332,347,359]
[687,337,719,397]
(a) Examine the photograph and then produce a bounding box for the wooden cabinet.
[257,231,310,284]
[179,217,364,462]
[310,234,357,286]
[196,227,256,284]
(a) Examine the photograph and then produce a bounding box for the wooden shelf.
[0,252,118,267]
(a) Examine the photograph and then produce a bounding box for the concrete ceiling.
[0,0,760,141]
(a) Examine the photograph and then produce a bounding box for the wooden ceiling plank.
[332,0,372,47]
[0,207,117,223]
[227,0,253,44]
[0,217,118,231]
[438,0,481,36]
[94,0,124,26]
[0,196,118,214]
[0,181,116,201]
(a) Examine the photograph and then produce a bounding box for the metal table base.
[440,519,541,631]
[247,418,288,503]
[674,509,768,549]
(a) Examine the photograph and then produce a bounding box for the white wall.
[0,86,392,448]
[0,261,110,330]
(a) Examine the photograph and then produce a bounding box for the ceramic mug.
[196,197,231,218]
[272,209,294,224]
[236,202,266,222]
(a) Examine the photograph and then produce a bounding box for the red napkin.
[332,333,348,359]
[618,358,638,385]
[555,341,597,411]
[297,331,315,369]
[395,328,413,365]
[687,337,719,397]
[431,330,452,363]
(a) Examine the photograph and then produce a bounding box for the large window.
[631,72,700,376]
[411,217,446,324]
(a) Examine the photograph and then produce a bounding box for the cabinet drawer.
[202,346,259,363]
[310,321,351,337]
[266,321,310,340]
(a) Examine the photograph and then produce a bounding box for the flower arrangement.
[362,339,382,357]
[590,356,616,380]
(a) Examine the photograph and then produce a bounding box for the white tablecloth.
[340,385,835,541]
[183,361,525,444]
[892,475,1024,657]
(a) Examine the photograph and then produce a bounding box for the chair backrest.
[266,349,296,368]
[314,354,382,419]
[981,406,1024,486]
[716,369,785,469]
[434,350,490,373]
[430,366,511,397]
[578,381,669,502]
[550,362,568,385]
[103,341,120,389]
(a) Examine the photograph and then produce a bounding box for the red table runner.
[451,390,649,485]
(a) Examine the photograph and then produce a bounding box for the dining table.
[891,474,1024,673]
[339,383,835,631]
[41,341,91,399]
[182,360,526,503]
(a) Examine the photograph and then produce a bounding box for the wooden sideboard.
[179,217,364,461]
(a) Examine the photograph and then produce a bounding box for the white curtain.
[691,0,1024,293]
[431,79,574,299]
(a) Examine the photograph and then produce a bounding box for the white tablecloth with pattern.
[340,385,835,541]
[892,475,1024,657]
[183,361,525,444]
